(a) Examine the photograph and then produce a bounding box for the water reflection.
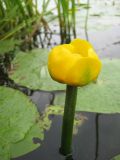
[42,0,120,47]
[95,114,100,160]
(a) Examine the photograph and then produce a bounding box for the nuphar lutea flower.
[48,38,102,86]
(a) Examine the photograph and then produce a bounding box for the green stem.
[60,85,78,156]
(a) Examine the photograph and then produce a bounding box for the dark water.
[14,91,120,160]
[12,8,120,159]
[10,23,120,160]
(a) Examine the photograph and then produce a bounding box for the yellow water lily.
[48,38,102,86]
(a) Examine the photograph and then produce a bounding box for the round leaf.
[54,59,120,113]
[9,49,65,90]
[0,86,44,159]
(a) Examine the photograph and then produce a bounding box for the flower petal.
[70,38,93,57]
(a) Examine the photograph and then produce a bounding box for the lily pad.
[0,39,21,55]
[0,86,44,159]
[9,50,120,113]
[9,49,65,90]
[0,86,84,159]
[10,123,44,158]
[54,59,120,114]
[0,137,10,160]
[111,154,120,160]
[42,105,85,135]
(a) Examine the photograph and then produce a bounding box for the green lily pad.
[9,49,65,90]
[0,137,10,160]
[9,49,120,113]
[0,39,21,55]
[111,154,120,160]
[10,123,44,158]
[54,59,120,114]
[0,86,44,159]
[0,86,85,159]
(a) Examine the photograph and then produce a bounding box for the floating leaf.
[0,86,84,160]
[0,39,21,55]
[10,123,44,158]
[9,49,120,113]
[9,49,65,90]
[43,105,86,135]
[0,86,44,160]
[75,3,91,9]
[54,59,120,114]
[0,137,10,160]
[111,154,120,160]
[90,13,102,17]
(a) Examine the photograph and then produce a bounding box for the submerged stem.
[60,85,78,156]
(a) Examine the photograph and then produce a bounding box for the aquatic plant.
[0,0,55,48]
[48,38,101,155]
[54,0,76,44]
[0,0,54,85]
[85,0,90,40]
[1,45,120,159]
[48,38,101,86]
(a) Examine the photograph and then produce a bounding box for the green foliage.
[0,86,44,159]
[0,86,84,159]
[9,49,120,114]
[0,138,10,160]
[0,39,21,55]
[43,105,85,135]
[0,0,77,51]
[0,0,56,52]
[10,123,44,158]
[0,0,39,40]
[54,0,76,43]
[9,48,65,90]
[0,0,58,80]
[111,154,120,160]
[54,59,120,114]
[9,49,120,113]
[75,3,91,9]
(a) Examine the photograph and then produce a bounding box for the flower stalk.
[48,38,102,156]
[60,85,78,155]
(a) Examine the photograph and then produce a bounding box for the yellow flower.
[48,38,102,86]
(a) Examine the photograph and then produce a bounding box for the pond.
[1,0,120,160]
[38,0,120,55]
[13,1,120,160]
[13,90,120,160]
